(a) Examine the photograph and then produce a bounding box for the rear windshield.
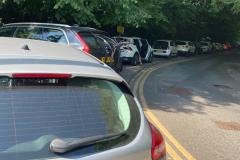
[176,41,187,45]
[14,27,43,40]
[0,27,16,37]
[153,41,169,49]
[0,77,140,160]
[66,29,82,48]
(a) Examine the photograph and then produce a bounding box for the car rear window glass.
[170,42,176,46]
[176,41,187,45]
[42,28,68,44]
[66,29,82,48]
[99,35,117,48]
[0,27,16,37]
[80,33,99,49]
[0,77,140,160]
[14,27,43,40]
[153,41,169,49]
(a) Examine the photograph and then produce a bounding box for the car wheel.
[148,53,153,63]
[118,58,123,72]
[132,53,139,66]
[168,52,172,58]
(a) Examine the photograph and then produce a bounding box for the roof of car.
[0,37,124,82]
[156,40,172,42]
[4,22,72,28]
[113,37,132,39]
[3,22,108,35]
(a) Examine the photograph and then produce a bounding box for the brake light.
[76,33,90,53]
[12,73,72,79]
[149,123,166,160]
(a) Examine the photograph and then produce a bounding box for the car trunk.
[0,76,140,160]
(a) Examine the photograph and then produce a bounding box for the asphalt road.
[121,50,240,160]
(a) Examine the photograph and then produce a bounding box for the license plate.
[101,57,113,63]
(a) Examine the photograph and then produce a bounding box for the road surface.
[121,50,240,160]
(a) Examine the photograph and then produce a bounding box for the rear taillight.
[149,123,166,160]
[12,73,72,79]
[76,33,90,53]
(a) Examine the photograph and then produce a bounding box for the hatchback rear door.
[0,76,144,160]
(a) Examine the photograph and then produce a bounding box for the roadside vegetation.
[0,0,239,42]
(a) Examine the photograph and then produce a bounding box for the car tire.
[132,53,139,66]
[168,52,172,58]
[148,53,153,63]
[115,57,123,72]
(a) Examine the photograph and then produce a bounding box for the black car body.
[0,23,122,72]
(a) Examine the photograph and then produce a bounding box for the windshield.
[0,77,140,159]
[153,41,169,49]
[176,41,187,45]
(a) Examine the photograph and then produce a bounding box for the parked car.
[131,37,153,63]
[0,37,166,160]
[212,42,224,51]
[176,41,196,56]
[0,23,123,72]
[199,41,212,53]
[113,37,142,65]
[152,40,178,57]
[223,42,232,50]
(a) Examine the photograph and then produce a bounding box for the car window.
[176,41,187,45]
[0,27,16,37]
[65,29,82,48]
[95,36,111,56]
[42,28,68,44]
[99,34,117,48]
[0,77,140,160]
[14,27,43,40]
[170,41,175,46]
[80,32,99,49]
[133,39,141,51]
[153,41,169,49]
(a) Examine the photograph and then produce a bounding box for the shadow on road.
[143,50,240,114]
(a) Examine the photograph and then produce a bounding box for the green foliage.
[0,0,239,42]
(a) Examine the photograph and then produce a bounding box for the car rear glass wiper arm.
[50,131,126,154]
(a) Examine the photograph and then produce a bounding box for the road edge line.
[134,59,197,160]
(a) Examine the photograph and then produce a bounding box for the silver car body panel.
[0,37,153,160]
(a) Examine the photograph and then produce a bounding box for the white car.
[114,37,141,65]
[176,41,196,56]
[0,37,166,160]
[200,41,212,53]
[212,42,224,51]
[131,37,153,63]
[153,40,178,57]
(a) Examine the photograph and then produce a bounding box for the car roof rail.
[4,22,71,28]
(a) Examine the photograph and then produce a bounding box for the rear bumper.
[153,51,170,56]
[121,57,132,62]
[178,51,189,55]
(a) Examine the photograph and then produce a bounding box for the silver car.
[0,37,166,160]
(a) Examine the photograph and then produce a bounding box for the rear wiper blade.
[50,131,126,154]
